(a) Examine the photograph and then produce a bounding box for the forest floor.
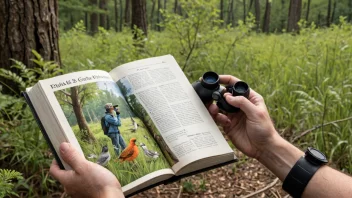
[133,150,289,198]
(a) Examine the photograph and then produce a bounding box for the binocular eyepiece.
[192,71,250,113]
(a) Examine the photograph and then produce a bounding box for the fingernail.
[60,142,70,154]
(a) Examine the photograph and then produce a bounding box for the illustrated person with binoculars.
[104,103,126,155]
[50,74,352,198]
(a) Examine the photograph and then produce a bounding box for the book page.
[31,70,174,194]
[109,55,234,173]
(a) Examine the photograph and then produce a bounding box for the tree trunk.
[125,0,131,26]
[254,0,260,32]
[131,0,147,38]
[150,0,156,30]
[0,0,61,95]
[220,0,224,23]
[107,15,111,30]
[90,0,99,34]
[119,0,123,31]
[100,0,108,29]
[306,0,311,22]
[281,0,285,31]
[331,0,337,26]
[327,0,332,27]
[114,0,118,31]
[227,0,234,25]
[287,0,302,32]
[263,0,271,33]
[85,12,89,32]
[157,0,161,31]
[164,0,166,10]
[349,0,352,22]
[243,0,246,24]
[174,0,178,13]
[86,109,93,123]
[70,87,96,143]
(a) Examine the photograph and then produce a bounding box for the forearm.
[257,134,303,181]
[303,166,352,197]
[257,133,352,197]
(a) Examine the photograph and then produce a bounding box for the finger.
[219,75,241,85]
[208,103,219,116]
[225,95,258,120]
[50,160,68,183]
[215,113,231,126]
[59,142,86,174]
[248,89,265,106]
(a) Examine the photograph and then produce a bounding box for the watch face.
[306,147,328,164]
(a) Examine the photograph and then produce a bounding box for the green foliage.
[0,169,23,198]
[61,17,352,173]
[0,52,62,197]
[71,118,171,186]
[182,180,196,193]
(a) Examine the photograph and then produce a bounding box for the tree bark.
[119,0,123,31]
[327,0,332,27]
[70,87,96,143]
[287,0,302,32]
[254,0,260,32]
[114,0,118,31]
[227,0,234,25]
[263,0,271,33]
[305,0,311,22]
[281,0,285,31]
[243,0,246,24]
[331,0,337,26]
[125,0,131,26]
[174,0,178,13]
[85,12,89,32]
[99,0,108,29]
[150,0,156,30]
[0,0,61,94]
[220,0,224,23]
[157,0,161,31]
[90,0,99,34]
[349,0,352,22]
[131,0,147,38]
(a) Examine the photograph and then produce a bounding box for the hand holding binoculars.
[192,71,250,113]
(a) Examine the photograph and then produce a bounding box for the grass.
[60,23,352,172]
[71,117,171,187]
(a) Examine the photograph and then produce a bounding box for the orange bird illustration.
[118,138,139,162]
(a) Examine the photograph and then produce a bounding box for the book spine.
[22,91,65,170]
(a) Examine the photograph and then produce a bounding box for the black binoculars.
[192,71,250,113]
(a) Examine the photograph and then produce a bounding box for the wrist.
[100,187,124,198]
[257,133,304,181]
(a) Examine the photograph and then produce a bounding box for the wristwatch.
[282,147,328,198]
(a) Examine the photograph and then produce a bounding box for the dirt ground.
[132,151,290,198]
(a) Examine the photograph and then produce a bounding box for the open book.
[23,55,237,196]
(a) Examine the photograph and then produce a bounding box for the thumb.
[59,142,86,174]
[225,95,258,120]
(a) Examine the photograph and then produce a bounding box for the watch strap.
[282,156,320,198]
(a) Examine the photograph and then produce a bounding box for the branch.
[291,116,352,143]
[176,183,183,198]
[59,90,71,97]
[58,98,73,106]
[241,178,279,198]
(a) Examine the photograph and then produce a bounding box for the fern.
[0,169,24,198]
